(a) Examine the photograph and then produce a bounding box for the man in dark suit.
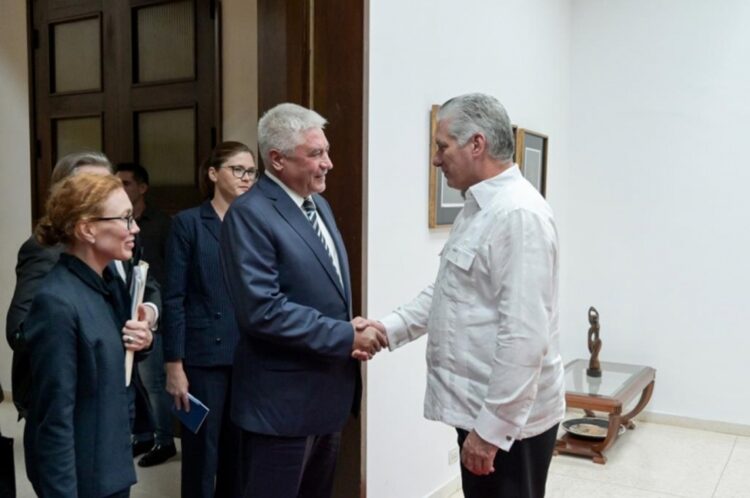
[116,162,176,466]
[220,103,386,498]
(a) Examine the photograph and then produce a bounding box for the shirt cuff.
[380,313,409,351]
[143,302,159,331]
[473,405,522,452]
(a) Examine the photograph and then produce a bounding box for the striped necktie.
[302,198,342,286]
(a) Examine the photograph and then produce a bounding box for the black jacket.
[5,236,161,418]
[23,254,137,497]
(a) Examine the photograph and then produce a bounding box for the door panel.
[53,115,103,159]
[50,15,102,93]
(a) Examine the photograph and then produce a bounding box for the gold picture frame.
[428,104,522,227]
[428,105,464,227]
[516,128,548,197]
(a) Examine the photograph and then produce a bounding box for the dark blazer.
[23,254,136,498]
[136,204,171,286]
[5,236,161,418]
[163,201,240,366]
[220,175,360,437]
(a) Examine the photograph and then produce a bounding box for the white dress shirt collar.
[265,170,308,209]
[466,164,522,210]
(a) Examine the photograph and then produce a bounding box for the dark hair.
[35,173,123,246]
[438,93,515,161]
[115,162,150,185]
[199,141,255,198]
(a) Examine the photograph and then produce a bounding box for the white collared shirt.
[381,166,565,451]
[265,171,342,282]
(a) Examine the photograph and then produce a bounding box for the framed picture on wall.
[516,128,548,196]
[428,105,464,227]
[428,104,523,226]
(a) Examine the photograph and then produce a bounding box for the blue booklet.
[171,393,210,434]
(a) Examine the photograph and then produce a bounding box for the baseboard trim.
[427,475,461,498]
[638,410,750,437]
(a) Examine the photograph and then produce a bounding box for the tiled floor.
[449,422,749,498]
[2,400,747,497]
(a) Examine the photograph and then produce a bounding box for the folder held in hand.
[171,393,210,434]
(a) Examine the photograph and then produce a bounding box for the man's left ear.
[471,133,486,155]
[138,182,149,196]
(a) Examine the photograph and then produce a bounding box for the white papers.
[125,260,149,386]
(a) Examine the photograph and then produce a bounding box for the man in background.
[116,163,176,466]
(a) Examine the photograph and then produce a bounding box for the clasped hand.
[350,317,388,361]
[461,430,499,476]
[121,303,154,352]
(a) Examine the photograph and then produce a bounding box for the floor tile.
[546,473,683,498]
[551,421,735,497]
[713,436,750,498]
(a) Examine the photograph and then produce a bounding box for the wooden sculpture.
[587,306,602,377]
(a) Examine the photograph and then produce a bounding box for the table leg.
[620,380,655,429]
[588,413,622,464]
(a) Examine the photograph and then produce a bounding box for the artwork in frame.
[516,128,548,197]
[428,105,462,227]
[428,104,521,227]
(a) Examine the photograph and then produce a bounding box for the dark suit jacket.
[163,201,240,366]
[136,204,171,286]
[5,236,161,418]
[23,254,136,497]
[220,175,360,437]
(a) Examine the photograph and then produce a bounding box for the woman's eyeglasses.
[91,213,137,230]
[226,165,258,180]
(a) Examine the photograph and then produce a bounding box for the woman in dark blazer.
[164,141,256,498]
[23,173,153,498]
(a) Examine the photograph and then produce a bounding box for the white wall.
[222,0,258,150]
[366,1,572,496]
[0,0,32,394]
[562,0,750,426]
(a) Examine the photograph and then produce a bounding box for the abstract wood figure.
[587,306,602,377]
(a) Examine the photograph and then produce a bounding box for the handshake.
[350,317,388,361]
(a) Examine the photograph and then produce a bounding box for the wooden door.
[28,0,220,220]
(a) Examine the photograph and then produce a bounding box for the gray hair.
[50,150,113,185]
[437,93,514,161]
[257,103,327,165]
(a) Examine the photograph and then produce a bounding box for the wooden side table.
[555,359,656,464]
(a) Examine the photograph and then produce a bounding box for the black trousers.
[457,423,559,498]
[239,430,341,498]
[182,366,241,498]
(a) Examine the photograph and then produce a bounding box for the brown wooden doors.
[29,0,220,219]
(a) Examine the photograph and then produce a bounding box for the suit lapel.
[200,200,221,242]
[259,177,346,301]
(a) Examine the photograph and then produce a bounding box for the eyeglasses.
[91,214,137,230]
[226,165,258,180]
